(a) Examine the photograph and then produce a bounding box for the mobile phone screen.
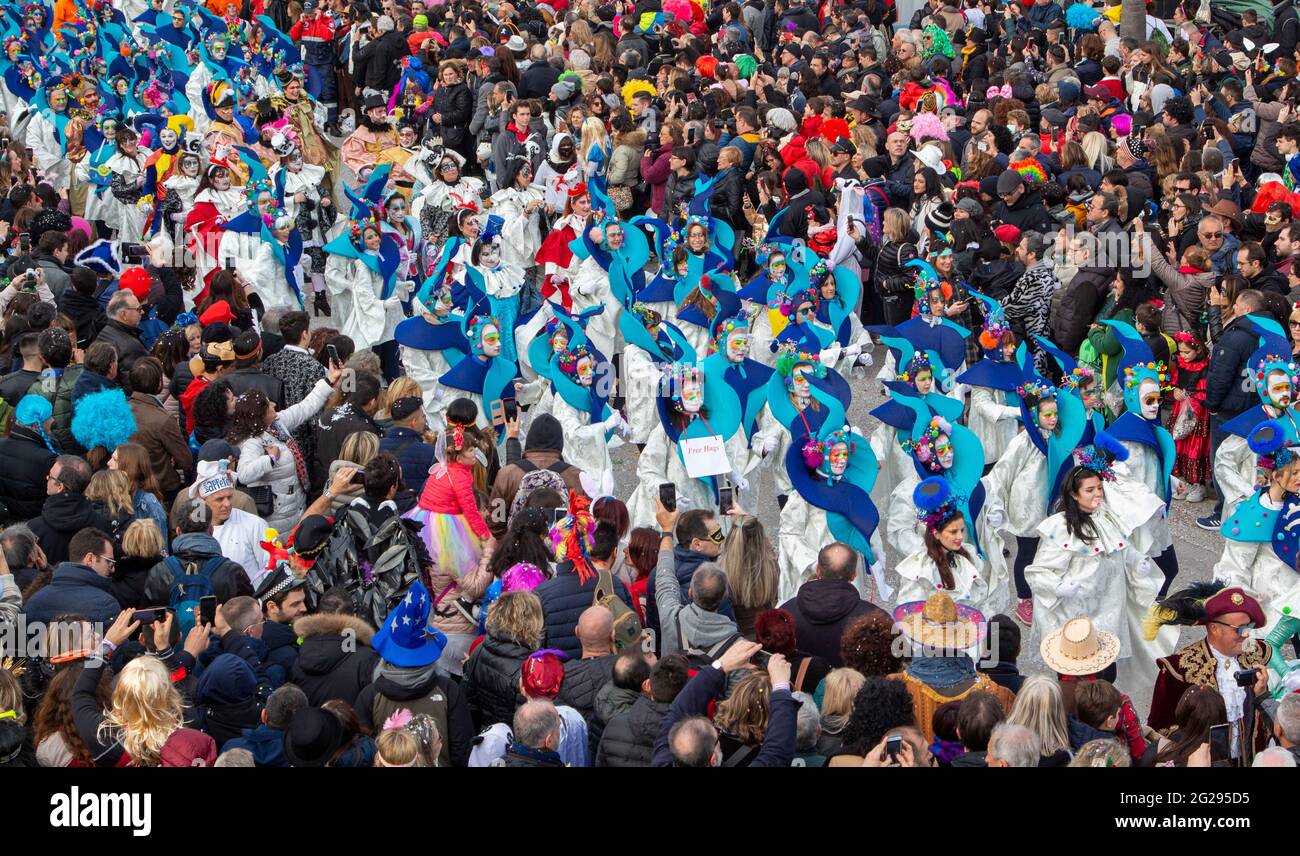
[718,486,734,516]
[199,596,217,627]
[490,398,506,426]
[659,482,676,512]
[1208,724,1232,767]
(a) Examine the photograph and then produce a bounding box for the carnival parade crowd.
[1,0,1300,770]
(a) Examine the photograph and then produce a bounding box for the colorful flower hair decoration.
[630,302,661,330]
[709,313,750,356]
[773,341,826,381]
[1060,365,1096,391]
[1074,431,1129,481]
[909,416,953,473]
[977,304,1012,351]
[914,476,963,530]
[556,345,595,377]
[663,362,702,409]
[548,493,598,583]
[1016,379,1057,427]
[1252,354,1300,389]
[803,425,856,484]
[1172,331,1199,347]
[466,313,499,356]
[895,351,933,385]
[349,205,383,248]
[1121,360,1170,392]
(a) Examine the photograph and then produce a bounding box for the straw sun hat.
[892,592,985,650]
[1039,616,1120,676]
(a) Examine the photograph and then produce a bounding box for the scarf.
[507,121,529,144]
[374,659,440,690]
[905,653,977,689]
[269,422,310,491]
[930,737,967,764]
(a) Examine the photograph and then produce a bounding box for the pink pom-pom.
[802,446,823,468]
[781,304,793,317]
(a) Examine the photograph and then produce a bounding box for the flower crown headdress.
[557,345,594,377]
[1252,354,1300,389]
[773,341,825,380]
[349,205,382,247]
[1122,359,1170,391]
[908,416,952,473]
[803,425,856,483]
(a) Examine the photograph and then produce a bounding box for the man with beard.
[342,94,398,176]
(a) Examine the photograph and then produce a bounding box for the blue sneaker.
[1196,514,1221,531]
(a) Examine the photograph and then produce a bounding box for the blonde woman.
[1081,130,1114,175]
[1005,674,1072,766]
[375,711,442,767]
[85,469,135,546]
[713,671,775,767]
[463,590,544,729]
[817,668,865,758]
[114,518,167,610]
[73,612,213,766]
[326,429,382,514]
[579,116,611,185]
[719,515,780,638]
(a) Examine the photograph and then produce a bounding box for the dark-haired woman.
[227,367,341,532]
[1026,463,1177,692]
[1085,270,1151,392]
[895,478,996,613]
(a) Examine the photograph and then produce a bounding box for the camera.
[1234,667,1259,688]
[121,242,149,262]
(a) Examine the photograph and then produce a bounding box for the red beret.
[198,300,235,326]
[993,224,1022,244]
[119,267,151,302]
[1202,587,1267,629]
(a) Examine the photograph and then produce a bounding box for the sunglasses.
[1211,619,1255,637]
[1201,232,1223,239]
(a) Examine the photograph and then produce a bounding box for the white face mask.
[725,331,749,363]
[1268,370,1293,408]
[681,381,703,413]
[1139,379,1161,420]
[160,129,178,149]
[211,170,231,191]
[479,243,501,269]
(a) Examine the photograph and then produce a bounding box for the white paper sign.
[681,434,731,478]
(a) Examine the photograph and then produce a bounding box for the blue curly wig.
[1065,3,1100,31]
[71,388,137,452]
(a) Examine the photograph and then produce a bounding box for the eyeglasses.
[1201,232,1223,240]
[94,554,117,569]
[1210,619,1255,637]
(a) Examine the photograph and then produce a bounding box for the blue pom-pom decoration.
[1248,420,1288,456]
[914,476,953,512]
[1095,429,1130,462]
[1065,3,1100,31]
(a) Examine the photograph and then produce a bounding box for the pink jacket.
[417,461,491,540]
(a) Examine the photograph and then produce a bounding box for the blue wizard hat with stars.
[371,580,448,667]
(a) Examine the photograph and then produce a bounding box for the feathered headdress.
[548,493,598,583]
[1142,581,1227,640]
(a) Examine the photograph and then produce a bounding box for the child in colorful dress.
[1167,331,1211,503]
[408,424,493,580]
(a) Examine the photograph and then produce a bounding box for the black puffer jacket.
[709,166,745,233]
[289,613,379,707]
[1206,315,1264,420]
[29,493,113,565]
[596,695,671,767]
[874,239,920,295]
[779,580,887,667]
[0,426,55,520]
[556,655,616,718]
[462,633,531,730]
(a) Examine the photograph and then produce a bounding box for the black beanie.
[783,167,808,196]
[525,413,565,453]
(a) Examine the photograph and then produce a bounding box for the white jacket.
[234,379,334,532]
[215,507,272,589]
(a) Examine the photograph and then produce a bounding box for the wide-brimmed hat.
[1202,197,1242,229]
[1040,616,1120,676]
[283,707,344,767]
[893,592,985,650]
[911,145,945,174]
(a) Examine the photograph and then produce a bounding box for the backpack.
[592,568,644,653]
[675,610,742,671]
[163,555,226,634]
[370,686,451,768]
[307,504,423,627]
[508,462,572,520]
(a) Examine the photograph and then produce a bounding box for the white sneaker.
[1185,484,1206,503]
[1170,476,1188,500]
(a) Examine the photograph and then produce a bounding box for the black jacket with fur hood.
[289,614,380,708]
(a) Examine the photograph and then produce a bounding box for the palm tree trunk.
[1121,0,1147,39]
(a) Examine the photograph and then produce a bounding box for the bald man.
[557,605,618,720]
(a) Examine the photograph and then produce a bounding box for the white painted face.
[769,254,787,279]
[828,441,849,476]
[935,433,954,469]
[575,356,594,387]
[480,323,501,358]
[1139,378,1161,420]
[288,152,304,171]
[211,40,227,61]
[479,242,501,269]
[680,379,703,413]
[725,330,749,362]
[159,128,178,149]
[211,168,231,191]
[257,191,274,216]
[791,364,811,400]
[1037,399,1059,433]
[180,154,199,177]
[1268,369,1293,408]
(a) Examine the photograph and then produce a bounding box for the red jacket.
[417,461,490,539]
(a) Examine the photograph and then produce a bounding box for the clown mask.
[50,91,67,111]
[212,40,228,61]
[575,356,595,387]
[288,151,304,172]
[1267,369,1293,409]
[480,323,502,358]
[935,433,954,469]
[725,330,749,363]
[159,128,178,150]
[211,168,231,191]
[828,441,850,477]
[399,126,418,147]
[680,379,704,413]
[479,241,501,269]
[180,154,199,177]
[1138,378,1161,420]
[549,329,569,353]
[769,255,787,280]
[257,191,275,216]
[386,198,406,225]
[790,365,812,402]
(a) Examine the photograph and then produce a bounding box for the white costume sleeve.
[1214,434,1258,520]
[777,494,819,605]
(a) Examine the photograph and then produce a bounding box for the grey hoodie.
[654,546,739,658]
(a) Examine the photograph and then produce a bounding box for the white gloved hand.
[602,410,622,431]
[1137,558,1157,578]
[1001,405,1022,420]
[761,433,779,455]
[383,295,406,311]
[819,345,841,367]
[730,472,750,492]
[856,352,874,368]
[986,508,1005,528]
[617,412,634,439]
[844,343,861,359]
[1055,579,1082,599]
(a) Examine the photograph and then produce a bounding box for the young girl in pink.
[409,424,493,579]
